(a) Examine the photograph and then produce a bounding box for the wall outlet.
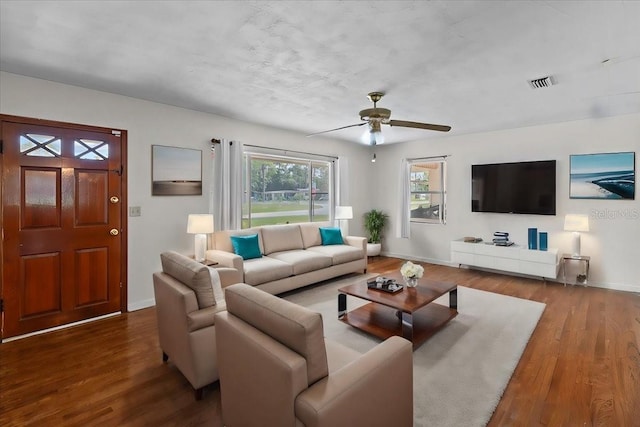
[129,206,141,217]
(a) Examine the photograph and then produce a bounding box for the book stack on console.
[493,232,514,246]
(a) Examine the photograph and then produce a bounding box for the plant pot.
[366,243,381,257]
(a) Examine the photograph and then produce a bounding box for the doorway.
[1,115,128,340]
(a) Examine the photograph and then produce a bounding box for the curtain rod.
[239,142,339,161]
[408,154,451,161]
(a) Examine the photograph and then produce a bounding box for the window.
[242,151,334,228]
[20,134,61,157]
[409,159,446,224]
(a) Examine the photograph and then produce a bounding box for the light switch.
[129,206,141,217]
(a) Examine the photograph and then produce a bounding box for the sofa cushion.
[319,227,344,245]
[214,228,264,254]
[243,257,294,286]
[224,283,328,386]
[230,234,262,260]
[299,222,330,248]
[160,251,217,309]
[261,224,304,255]
[267,250,332,275]
[307,245,365,265]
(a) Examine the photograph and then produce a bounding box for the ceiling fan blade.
[306,122,367,137]
[389,120,451,132]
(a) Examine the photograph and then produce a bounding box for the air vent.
[528,76,555,89]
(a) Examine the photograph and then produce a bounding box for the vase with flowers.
[400,261,424,288]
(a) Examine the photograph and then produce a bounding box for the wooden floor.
[1,257,639,426]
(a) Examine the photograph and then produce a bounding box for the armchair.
[152,251,234,400]
[215,283,413,426]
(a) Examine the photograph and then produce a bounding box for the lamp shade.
[564,214,589,232]
[335,206,353,220]
[187,214,214,234]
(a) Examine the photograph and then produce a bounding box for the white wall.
[0,72,372,309]
[2,71,638,300]
[373,114,640,293]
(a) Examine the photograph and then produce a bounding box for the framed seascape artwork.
[569,152,635,200]
[152,145,202,196]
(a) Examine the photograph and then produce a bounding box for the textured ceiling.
[1,1,639,145]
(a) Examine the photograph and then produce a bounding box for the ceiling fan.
[306,92,451,145]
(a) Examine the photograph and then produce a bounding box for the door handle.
[110,229,119,236]
[110,196,119,204]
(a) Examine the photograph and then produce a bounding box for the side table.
[561,254,590,286]
[188,254,219,266]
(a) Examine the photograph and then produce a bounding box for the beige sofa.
[205,222,367,295]
[215,283,413,427]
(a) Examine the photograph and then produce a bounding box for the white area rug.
[284,275,546,427]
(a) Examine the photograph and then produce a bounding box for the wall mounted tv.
[471,160,556,215]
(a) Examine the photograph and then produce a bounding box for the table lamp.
[564,214,589,258]
[187,214,214,262]
[334,206,353,234]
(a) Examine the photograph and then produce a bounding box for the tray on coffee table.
[366,277,403,293]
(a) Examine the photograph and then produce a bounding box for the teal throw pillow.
[319,227,344,245]
[230,234,262,260]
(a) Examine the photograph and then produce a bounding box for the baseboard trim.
[380,251,639,294]
[381,251,454,268]
[2,312,121,343]
[128,298,155,312]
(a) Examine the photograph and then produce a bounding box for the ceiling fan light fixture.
[309,91,451,142]
[369,121,384,145]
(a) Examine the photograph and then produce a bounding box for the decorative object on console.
[464,236,483,243]
[527,228,538,250]
[570,152,635,200]
[400,261,424,287]
[334,205,353,235]
[493,231,512,246]
[564,214,589,258]
[539,232,548,251]
[187,214,214,262]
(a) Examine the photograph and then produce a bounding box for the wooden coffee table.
[338,275,458,349]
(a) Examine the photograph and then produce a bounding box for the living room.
[2,77,638,306]
[1,1,639,426]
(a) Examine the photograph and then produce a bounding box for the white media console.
[451,239,559,280]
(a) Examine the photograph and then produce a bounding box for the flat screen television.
[471,160,556,215]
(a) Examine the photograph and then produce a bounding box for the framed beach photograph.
[152,145,202,196]
[569,152,635,200]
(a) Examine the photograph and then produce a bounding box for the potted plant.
[363,209,388,256]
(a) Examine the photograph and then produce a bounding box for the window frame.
[408,158,447,225]
[242,147,336,229]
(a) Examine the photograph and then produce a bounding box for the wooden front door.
[1,115,127,339]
